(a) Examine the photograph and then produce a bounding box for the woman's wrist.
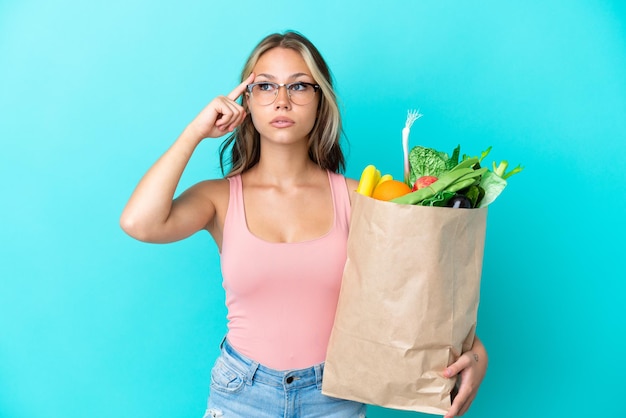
[179,124,207,147]
[470,336,488,370]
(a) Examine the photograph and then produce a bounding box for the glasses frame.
[246,81,321,106]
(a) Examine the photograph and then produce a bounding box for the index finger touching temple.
[227,73,255,101]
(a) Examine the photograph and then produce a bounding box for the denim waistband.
[220,338,324,390]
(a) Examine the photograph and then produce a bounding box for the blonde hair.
[219,31,345,176]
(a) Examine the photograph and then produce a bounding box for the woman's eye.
[257,83,276,92]
[289,82,309,92]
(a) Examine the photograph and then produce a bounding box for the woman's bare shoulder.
[184,177,229,197]
[200,177,229,189]
[344,176,358,191]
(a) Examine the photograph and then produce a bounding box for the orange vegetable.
[372,180,411,201]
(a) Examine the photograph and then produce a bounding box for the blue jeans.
[203,339,367,418]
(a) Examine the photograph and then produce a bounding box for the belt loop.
[219,335,227,349]
[245,361,259,385]
[315,363,324,390]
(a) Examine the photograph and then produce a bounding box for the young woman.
[120,31,487,418]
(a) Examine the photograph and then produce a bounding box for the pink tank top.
[220,171,351,370]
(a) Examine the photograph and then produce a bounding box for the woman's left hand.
[443,336,488,418]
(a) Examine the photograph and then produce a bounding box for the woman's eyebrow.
[289,72,312,80]
[255,72,312,81]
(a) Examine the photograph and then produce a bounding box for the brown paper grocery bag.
[322,192,488,415]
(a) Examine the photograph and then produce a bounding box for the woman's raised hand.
[120,73,256,243]
[187,73,255,140]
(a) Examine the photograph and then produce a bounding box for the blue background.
[1,1,625,417]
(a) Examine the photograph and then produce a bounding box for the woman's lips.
[270,117,295,128]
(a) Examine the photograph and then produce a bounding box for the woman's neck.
[246,142,323,187]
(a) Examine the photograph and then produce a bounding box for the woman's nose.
[274,85,291,108]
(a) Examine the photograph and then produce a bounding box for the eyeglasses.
[246,82,320,106]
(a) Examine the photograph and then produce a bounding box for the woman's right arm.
[119,74,254,243]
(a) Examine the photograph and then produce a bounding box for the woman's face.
[247,47,320,145]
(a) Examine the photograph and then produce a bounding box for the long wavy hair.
[219,31,345,176]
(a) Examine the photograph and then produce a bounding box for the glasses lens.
[251,83,278,106]
[287,82,318,105]
[250,82,319,106]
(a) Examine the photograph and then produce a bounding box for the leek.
[402,109,422,185]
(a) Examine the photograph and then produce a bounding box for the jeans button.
[286,376,294,384]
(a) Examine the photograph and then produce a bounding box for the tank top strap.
[224,174,246,239]
[327,171,351,231]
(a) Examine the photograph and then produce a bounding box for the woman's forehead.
[253,48,313,79]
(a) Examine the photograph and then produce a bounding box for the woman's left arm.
[443,335,488,418]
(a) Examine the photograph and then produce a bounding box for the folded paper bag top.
[321,192,487,415]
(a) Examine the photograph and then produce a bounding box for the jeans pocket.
[210,357,245,394]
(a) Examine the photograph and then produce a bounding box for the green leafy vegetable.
[478,171,507,207]
[408,146,449,186]
[445,145,461,171]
